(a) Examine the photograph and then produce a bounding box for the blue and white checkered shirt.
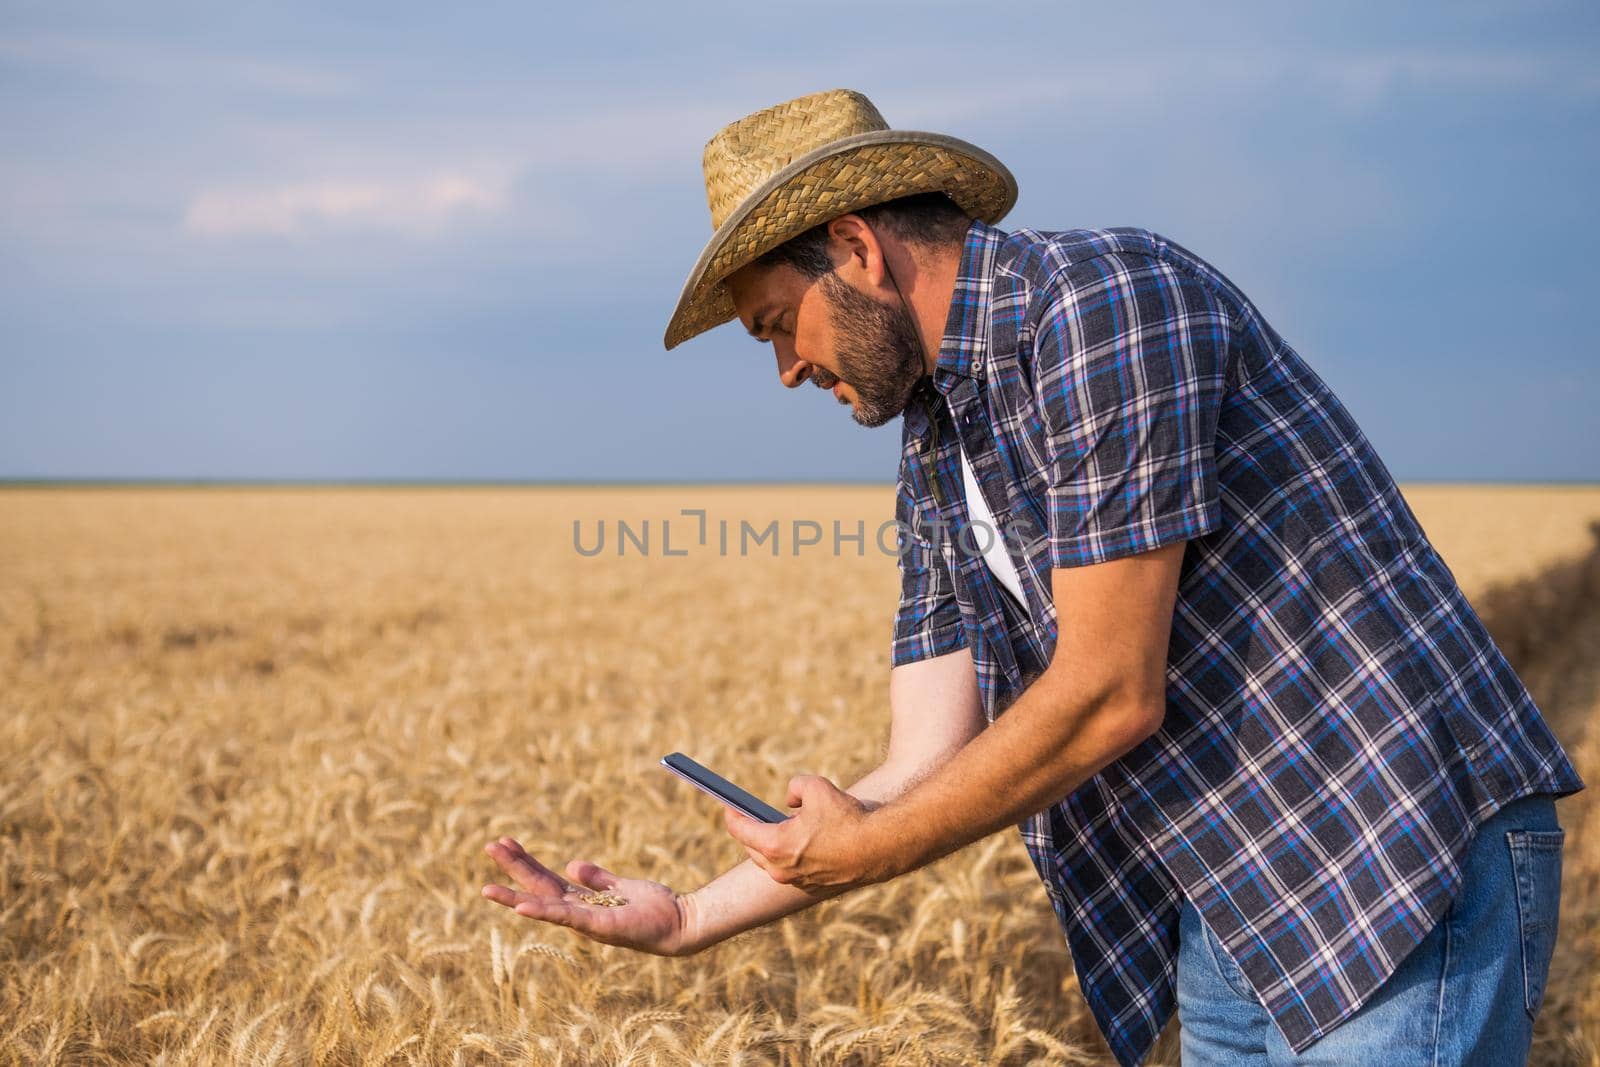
[890,218,1584,1065]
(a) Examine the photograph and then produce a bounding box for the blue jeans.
[1176,792,1565,1066]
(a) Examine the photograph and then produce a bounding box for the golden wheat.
[1,485,1596,1065]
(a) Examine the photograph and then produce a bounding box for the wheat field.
[2,484,1597,1066]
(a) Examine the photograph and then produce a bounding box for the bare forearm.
[867,671,1156,876]
[677,760,919,954]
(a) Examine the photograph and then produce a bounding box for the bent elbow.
[1037,664,1167,761]
[1133,698,1167,745]
[1102,695,1166,759]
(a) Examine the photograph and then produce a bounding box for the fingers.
[483,837,568,895]
[481,878,613,936]
[723,805,769,846]
[481,838,627,909]
[565,859,620,891]
[480,878,613,934]
[723,802,803,886]
[513,895,610,937]
[481,883,537,909]
[724,806,790,870]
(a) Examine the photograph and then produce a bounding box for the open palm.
[480,837,692,957]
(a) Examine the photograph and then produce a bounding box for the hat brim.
[662,129,1018,350]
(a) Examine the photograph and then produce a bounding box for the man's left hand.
[721,774,902,895]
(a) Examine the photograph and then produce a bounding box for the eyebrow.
[745,303,781,339]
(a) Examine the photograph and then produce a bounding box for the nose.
[774,341,812,389]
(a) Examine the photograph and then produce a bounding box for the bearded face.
[810,271,928,428]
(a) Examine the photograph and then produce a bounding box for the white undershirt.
[953,425,1028,609]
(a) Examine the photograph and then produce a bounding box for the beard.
[809,271,927,428]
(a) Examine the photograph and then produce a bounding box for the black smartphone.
[660,752,790,823]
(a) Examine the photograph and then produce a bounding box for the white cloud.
[168,97,732,242]
[182,172,508,238]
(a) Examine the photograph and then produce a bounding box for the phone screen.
[660,752,790,823]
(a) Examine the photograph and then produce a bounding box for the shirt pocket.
[1506,827,1565,1018]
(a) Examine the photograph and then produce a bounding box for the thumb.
[565,859,620,891]
[785,774,816,808]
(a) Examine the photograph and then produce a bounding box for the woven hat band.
[702,136,1009,284]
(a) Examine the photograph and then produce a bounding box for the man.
[480,88,1583,1065]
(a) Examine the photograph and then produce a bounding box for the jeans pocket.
[1199,911,1259,1002]
[1506,827,1564,1018]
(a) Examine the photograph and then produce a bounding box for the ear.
[825,214,887,285]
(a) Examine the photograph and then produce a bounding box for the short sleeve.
[889,475,967,666]
[1032,252,1230,568]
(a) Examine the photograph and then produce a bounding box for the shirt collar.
[935,215,1005,386]
[903,216,1007,440]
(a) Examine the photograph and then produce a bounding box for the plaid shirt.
[890,218,1584,1065]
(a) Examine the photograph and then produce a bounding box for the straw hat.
[662,88,1018,350]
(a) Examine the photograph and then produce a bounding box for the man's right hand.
[480,836,697,957]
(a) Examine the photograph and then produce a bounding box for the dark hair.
[750,191,972,280]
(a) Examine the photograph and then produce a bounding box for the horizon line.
[3,477,1599,490]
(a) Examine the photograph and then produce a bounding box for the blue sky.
[2,1,1596,481]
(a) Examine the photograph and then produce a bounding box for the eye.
[772,314,792,337]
